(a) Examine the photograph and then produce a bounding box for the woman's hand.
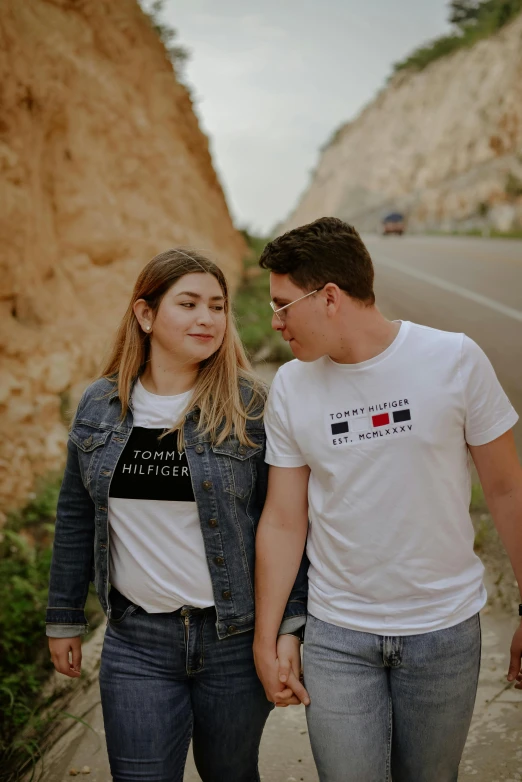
[273,634,310,707]
[49,636,82,678]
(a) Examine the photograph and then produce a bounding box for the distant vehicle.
[382,212,406,235]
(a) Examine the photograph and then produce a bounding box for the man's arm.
[254,464,310,704]
[469,429,522,689]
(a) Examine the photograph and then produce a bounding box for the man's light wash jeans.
[303,612,481,782]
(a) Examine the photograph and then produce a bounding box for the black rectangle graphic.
[393,409,411,423]
[331,421,349,435]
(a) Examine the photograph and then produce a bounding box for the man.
[253,217,522,782]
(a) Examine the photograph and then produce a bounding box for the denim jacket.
[46,376,307,639]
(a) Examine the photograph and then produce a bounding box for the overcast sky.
[159,1,451,233]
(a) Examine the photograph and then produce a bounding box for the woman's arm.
[46,437,96,638]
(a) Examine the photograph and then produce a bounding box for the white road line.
[375,255,522,323]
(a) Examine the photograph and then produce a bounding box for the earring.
[145,325,151,332]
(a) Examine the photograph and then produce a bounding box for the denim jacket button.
[202,480,212,490]
[227,625,237,634]
[238,445,247,455]
[195,444,204,454]
[208,518,218,528]
[222,590,231,600]
[214,556,225,566]
[193,414,200,423]
[84,435,93,447]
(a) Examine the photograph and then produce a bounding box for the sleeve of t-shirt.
[460,335,519,446]
[264,369,307,467]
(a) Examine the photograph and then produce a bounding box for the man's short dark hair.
[259,216,375,305]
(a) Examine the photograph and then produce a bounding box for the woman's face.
[144,273,227,366]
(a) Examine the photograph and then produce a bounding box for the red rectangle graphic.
[372,413,390,427]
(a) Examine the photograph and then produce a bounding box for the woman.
[46,248,307,782]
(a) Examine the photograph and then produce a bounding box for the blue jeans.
[303,613,481,782]
[99,589,272,782]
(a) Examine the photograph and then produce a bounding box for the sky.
[157,1,451,234]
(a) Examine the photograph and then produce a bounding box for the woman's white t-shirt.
[264,322,518,635]
[108,380,214,612]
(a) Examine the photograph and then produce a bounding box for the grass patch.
[0,477,61,773]
[393,1,522,74]
[0,476,102,778]
[233,230,293,363]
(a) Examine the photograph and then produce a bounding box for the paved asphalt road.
[365,234,522,454]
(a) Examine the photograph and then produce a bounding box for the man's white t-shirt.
[108,380,214,612]
[264,322,518,635]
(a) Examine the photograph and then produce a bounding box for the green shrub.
[0,477,62,769]
[234,231,294,363]
[505,172,522,199]
[393,0,522,73]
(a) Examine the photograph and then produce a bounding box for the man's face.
[269,272,329,362]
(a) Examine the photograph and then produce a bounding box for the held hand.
[253,642,291,705]
[274,634,310,707]
[507,622,522,690]
[49,636,82,678]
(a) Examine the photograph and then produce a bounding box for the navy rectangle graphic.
[393,409,411,423]
[331,421,349,435]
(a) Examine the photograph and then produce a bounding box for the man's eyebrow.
[175,291,225,301]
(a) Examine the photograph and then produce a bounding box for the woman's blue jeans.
[303,612,481,782]
[99,589,272,782]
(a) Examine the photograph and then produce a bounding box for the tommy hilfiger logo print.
[327,399,413,446]
[110,427,195,502]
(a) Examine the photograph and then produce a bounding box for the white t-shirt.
[264,322,518,635]
[108,380,214,612]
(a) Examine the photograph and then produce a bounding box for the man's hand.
[254,642,293,705]
[507,622,522,689]
[274,634,310,707]
[49,637,82,678]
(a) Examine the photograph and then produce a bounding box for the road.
[365,234,522,452]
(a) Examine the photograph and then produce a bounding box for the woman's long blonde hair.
[101,248,265,447]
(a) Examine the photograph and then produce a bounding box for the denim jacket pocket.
[212,439,263,500]
[70,424,111,487]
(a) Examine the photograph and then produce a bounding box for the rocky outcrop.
[282,13,522,233]
[0,0,245,514]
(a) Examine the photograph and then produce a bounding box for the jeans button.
[214,556,225,566]
[208,518,218,528]
[202,480,212,490]
[227,625,237,634]
[83,435,93,447]
[195,444,204,454]
[222,590,231,600]
[180,607,190,617]
[238,445,247,455]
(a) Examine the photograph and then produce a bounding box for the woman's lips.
[188,333,213,341]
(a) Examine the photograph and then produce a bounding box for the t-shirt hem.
[307,592,487,636]
[466,407,519,447]
[265,451,307,468]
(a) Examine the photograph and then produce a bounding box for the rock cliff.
[283,13,522,234]
[0,0,245,513]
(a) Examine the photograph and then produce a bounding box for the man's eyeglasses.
[269,286,325,325]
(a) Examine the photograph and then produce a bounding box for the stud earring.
[145,325,151,332]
